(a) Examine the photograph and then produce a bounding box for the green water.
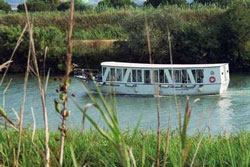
[0,74,250,134]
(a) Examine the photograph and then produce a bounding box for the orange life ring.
[209,76,216,83]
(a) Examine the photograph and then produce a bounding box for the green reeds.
[76,84,132,167]
[1,129,250,166]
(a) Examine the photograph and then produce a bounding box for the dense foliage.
[0,3,250,73]
[144,0,187,7]
[0,0,11,12]
[98,0,136,8]
[17,0,91,12]
[0,26,65,73]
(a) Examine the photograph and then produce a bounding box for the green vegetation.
[144,0,188,8]
[0,129,250,166]
[97,0,136,9]
[0,1,250,73]
[0,0,11,13]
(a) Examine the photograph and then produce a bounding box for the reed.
[58,0,75,165]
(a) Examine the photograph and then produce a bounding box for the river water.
[0,74,250,134]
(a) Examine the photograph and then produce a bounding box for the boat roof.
[101,62,228,69]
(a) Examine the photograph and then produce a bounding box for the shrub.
[97,0,136,9]
[0,25,66,73]
[219,1,250,71]
[174,23,220,64]
[17,1,53,12]
[0,0,11,12]
[73,24,126,40]
[144,0,188,8]
[57,1,93,11]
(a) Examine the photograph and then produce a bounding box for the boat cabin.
[101,62,229,86]
[76,61,229,95]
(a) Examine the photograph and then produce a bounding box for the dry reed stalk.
[2,79,12,109]
[59,0,75,165]
[162,124,171,167]
[23,3,50,166]
[0,79,18,131]
[16,38,31,167]
[11,108,20,124]
[0,24,27,86]
[145,15,161,167]
[190,134,204,167]
[0,61,12,72]
[31,107,36,143]
[128,147,137,167]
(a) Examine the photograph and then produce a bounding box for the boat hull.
[86,81,229,96]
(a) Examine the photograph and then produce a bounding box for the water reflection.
[216,94,234,133]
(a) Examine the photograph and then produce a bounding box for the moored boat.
[74,62,230,96]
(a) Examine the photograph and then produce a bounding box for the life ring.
[209,76,216,83]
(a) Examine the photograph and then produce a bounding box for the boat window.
[116,68,122,81]
[127,72,131,82]
[102,67,106,76]
[131,69,143,83]
[123,69,127,79]
[153,70,159,83]
[110,68,115,81]
[173,70,182,83]
[181,70,191,83]
[137,70,142,82]
[197,70,204,83]
[192,69,204,83]
[144,70,151,84]
[132,69,136,82]
[159,70,165,83]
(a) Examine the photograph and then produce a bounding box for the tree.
[219,1,250,71]
[17,1,53,12]
[0,0,11,12]
[57,1,92,11]
[98,0,136,9]
[144,0,187,8]
[193,0,239,7]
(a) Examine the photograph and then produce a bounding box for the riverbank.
[0,129,249,166]
[0,3,250,73]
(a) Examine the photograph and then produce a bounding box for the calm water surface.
[0,74,250,134]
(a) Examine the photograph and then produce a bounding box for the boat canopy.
[101,62,228,69]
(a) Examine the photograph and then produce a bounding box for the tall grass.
[1,129,250,166]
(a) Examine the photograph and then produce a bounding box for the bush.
[73,24,126,40]
[144,0,188,8]
[57,1,93,11]
[98,0,136,9]
[17,1,53,12]
[193,0,237,7]
[174,23,220,64]
[0,0,11,12]
[0,25,66,73]
[219,1,250,71]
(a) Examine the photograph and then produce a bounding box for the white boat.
[75,62,230,96]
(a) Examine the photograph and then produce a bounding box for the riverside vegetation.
[0,1,250,73]
[1,130,250,166]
